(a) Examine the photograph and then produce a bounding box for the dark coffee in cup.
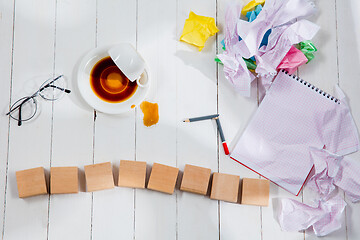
[90,56,137,103]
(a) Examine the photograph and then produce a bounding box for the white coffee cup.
[108,43,147,88]
[77,45,151,114]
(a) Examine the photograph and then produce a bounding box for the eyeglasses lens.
[39,75,67,101]
[9,97,37,122]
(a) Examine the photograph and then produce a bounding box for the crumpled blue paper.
[246,4,263,22]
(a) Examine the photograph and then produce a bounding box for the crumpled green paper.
[298,40,317,63]
[215,56,257,71]
[180,11,219,51]
[244,58,257,70]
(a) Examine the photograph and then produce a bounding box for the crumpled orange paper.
[241,0,265,15]
[180,11,219,51]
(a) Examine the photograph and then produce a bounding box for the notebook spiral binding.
[281,69,340,104]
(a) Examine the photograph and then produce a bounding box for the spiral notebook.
[231,70,359,195]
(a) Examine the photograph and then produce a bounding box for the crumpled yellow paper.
[180,11,219,51]
[241,0,265,15]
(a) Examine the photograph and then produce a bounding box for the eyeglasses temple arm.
[17,104,22,126]
[6,96,33,115]
[46,85,71,93]
[38,75,63,92]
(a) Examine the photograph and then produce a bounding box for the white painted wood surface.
[1,0,359,239]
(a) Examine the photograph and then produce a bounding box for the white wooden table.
[1,0,360,239]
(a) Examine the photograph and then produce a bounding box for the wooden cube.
[50,167,78,194]
[241,178,270,206]
[147,163,179,194]
[180,164,211,195]
[118,160,146,188]
[210,172,240,203]
[16,167,48,198]
[84,162,114,192]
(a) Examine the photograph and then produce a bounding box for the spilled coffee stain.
[140,101,159,127]
[131,104,135,109]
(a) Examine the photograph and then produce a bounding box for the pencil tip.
[183,119,190,122]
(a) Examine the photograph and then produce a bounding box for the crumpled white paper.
[275,193,346,236]
[275,149,360,236]
[237,0,317,58]
[218,0,318,96]
[218,52,255,96]
[218,2,256,96]
[308,149,360,203]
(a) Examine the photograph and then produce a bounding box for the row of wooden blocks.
[16,161,270,206]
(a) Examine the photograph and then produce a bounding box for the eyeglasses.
[6,75,71,126]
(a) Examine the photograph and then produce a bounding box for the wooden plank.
[299,0,347,239]
[176,0,220,238]
[2,0,55,238]
[216,0,263,239]
[135,0,177,238]
[0,0,14,235]
[336,0,360,239]
[0,1,358,240]
[92,0,137,239]
[47,0,96,239]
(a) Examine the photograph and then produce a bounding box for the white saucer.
[77,45,151,114]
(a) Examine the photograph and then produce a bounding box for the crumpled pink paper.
[255,19,320,76]
[276,46,308,74]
